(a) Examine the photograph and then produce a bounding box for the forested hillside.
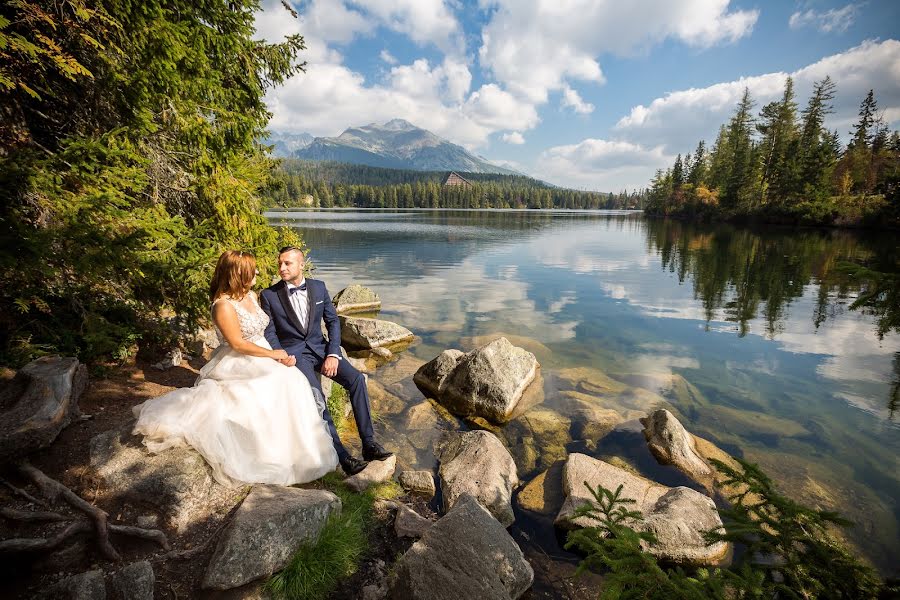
[263,160,646,209]
[645,77,900,227]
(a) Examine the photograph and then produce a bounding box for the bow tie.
[289,283,307,294]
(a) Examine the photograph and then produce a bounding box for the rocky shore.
[0,284,800,599]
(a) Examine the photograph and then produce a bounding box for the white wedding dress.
[132,293,338,486]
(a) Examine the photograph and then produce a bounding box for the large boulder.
[333,284,381,315]
[340,316,415,350]
[203,485,341,590]
[386,494,534,600]
[438,431,518,527]
[109,561,155,600]
[641,409,715,493]
[415,338,539,424]
[556,453,729,566]
[412,349,464,398]
[89,427,239,533]
[0,356,87,460]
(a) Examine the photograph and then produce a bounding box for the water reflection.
[268,210,900,574]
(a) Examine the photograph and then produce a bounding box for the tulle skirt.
[132,336,338,486]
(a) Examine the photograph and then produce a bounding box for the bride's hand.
[271,349,289,361]
[278,355,297,367]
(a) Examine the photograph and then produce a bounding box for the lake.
[267,208,900,577]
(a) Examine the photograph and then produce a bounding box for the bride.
[132,250,338,486]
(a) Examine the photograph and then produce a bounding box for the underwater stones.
[501,408,571,473]
[516,460,566,516]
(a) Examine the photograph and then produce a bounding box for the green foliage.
[327,383,350,432]
[0,0,306,366]
[266,474,400,600]
[262,159,647,210]
[567,459,884,600]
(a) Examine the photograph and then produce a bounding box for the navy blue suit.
[260,279,375,459]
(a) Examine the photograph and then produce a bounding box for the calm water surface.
[268,209,900,575]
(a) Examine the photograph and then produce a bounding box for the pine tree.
[671,154,684,186]
[721,88,757,209]
[796,77,838,200]
[758,77,799,202]
[687,140,707,186]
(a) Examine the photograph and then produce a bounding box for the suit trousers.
[294,349,375,458]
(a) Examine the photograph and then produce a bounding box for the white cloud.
[534,139,673,190]
[380,49,398,64]
[352,0,464,54]
[561,85,595,114]
[615,40,900,154]
[789,3,860,34]
[502,131,526,144]
[478,0,757,104]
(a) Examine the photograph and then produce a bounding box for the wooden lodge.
[442,171,472,187]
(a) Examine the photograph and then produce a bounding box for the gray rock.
[555,453,729,566]
[386,494,533,600]
[194,326,220,352]
[109,561,154,600]
[90,427,239,533]
[371,347,392,359]
[345,454,397,492]
[42,570,105,600]
[363,583,387,600]
[339,317,414,350]
[394,503,433,538]
[412,349,464,398]
[418,338,539,424]
[333,284,382,315]
[0,356,87,460]
[151,349,182,371]
[398,470,436,497]
[641,409,715,493]
[203,485,341,590]
[438,431,518,527]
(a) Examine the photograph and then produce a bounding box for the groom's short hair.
[278,245,304,257]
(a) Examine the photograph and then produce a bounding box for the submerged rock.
[438,430,518,526]
[333,284,381,315]
[386,494,534,600]
[203,485,341,589]
[415,338,539,424]
[516,460,566,516]
[556,453,729,566]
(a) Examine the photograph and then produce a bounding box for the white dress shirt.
[287,279,308,330]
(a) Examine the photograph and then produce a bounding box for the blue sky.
[255,0,900,191]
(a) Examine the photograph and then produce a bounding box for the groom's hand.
[322,356,339,377]
[277,355,296,367]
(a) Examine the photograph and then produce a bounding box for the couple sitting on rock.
[132,247,392,485]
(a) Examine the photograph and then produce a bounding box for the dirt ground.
[1,357,602,599]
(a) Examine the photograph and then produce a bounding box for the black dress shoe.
[362,442,394,461]
[340,455,368,476]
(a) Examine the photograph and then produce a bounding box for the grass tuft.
[265,473,402,599]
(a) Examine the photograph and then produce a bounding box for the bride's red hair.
[209,250,257,302]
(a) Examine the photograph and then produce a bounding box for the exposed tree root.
[0,475,49,508]
[0,462,170,560]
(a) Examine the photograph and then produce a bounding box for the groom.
[260,246,392,476]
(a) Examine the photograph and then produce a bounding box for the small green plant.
[567,458,885,600]
[327,384,349,432]
[265,473,400,600]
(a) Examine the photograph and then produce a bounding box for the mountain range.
[266,119,518,175]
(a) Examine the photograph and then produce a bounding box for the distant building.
[442,171,472,187]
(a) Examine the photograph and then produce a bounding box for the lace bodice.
[213,293,269,344]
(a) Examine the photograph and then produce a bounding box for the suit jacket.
[260,279,341,359]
